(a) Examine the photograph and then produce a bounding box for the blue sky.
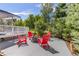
[0,3,41,20]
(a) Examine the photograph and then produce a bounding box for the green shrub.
[34,20,47,37]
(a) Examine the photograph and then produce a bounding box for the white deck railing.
[0,25,29,35]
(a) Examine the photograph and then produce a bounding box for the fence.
[0,25,29,38]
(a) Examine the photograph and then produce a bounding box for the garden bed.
[65,41,76,56]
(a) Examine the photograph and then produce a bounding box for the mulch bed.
[65,41,76,56]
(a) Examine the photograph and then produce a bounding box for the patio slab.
[0,38,72,56]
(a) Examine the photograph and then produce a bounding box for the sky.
[0,3,41,20]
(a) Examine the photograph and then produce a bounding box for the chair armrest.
[38,38,42,44]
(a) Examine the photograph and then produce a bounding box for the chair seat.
[38,34,49,47]
[17,35,27,47]
[28,31,33,40]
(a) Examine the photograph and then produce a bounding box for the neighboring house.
[0,9,21,25]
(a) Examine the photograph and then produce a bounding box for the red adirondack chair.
[28,31,33,40]
[17,35,27,47]
[38,34,50,48]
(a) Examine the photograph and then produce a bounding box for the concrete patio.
[0,38,72,56]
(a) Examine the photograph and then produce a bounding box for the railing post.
[12,26,14,33]
[2,25,4,32]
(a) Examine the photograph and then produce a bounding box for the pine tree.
[53,3,67,39]
[65,4,79,54]
[41,3,53,23]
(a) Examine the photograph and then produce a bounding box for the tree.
[41,3,53,23]
[25,14,35,30]
[54,4,79,54]
[34,18,47,36]
[53,3,67,38]
[65,4,79,40]
[14,19,25,26]
[54,4,67,18]
[34,15,42,21]
[65,4,79,54]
